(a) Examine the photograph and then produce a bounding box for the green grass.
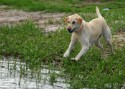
[0,22,69,68]
[63,48,125,88]
[0,0,125,12]
[0,21,125,89]
[0,0,125,88]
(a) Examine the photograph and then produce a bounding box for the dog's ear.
[77,18,82,23]
[64,17,70,23]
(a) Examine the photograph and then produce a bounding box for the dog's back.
[88,7,107,31]
[87,7,110,44]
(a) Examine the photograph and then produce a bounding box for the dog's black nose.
[67,26,71,30]
[67,29,73,33]
[67,28,71,31]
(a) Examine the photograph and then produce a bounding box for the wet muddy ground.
[113,32,125,49]
[0,5,66,32]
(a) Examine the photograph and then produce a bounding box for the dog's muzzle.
[67,28,76,33]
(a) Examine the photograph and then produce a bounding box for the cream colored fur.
[63,7,114,61]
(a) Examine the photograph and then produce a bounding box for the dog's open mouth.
[68,28,75,33]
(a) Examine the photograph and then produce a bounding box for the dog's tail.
[96,6,102,18]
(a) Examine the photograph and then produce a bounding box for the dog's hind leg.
[103,26,114,54]
[106,38,114,55]
[95,37,105,58]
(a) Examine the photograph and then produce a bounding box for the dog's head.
[65,14,83,33]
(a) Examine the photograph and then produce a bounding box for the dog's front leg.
[63,34,77,57]
[72,40,89,61]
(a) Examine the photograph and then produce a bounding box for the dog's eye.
[72,21,75,24]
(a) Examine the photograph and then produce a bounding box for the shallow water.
[0,57,69,89]
[0,57,125,89]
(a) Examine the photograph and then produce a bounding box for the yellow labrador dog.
[63,7,114,61]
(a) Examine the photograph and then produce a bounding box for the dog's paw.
[71,58,79,61]
[63,53,69,57]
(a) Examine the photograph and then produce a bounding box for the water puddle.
[0,57,69,89]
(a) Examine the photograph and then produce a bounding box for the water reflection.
[0,57,69,89]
